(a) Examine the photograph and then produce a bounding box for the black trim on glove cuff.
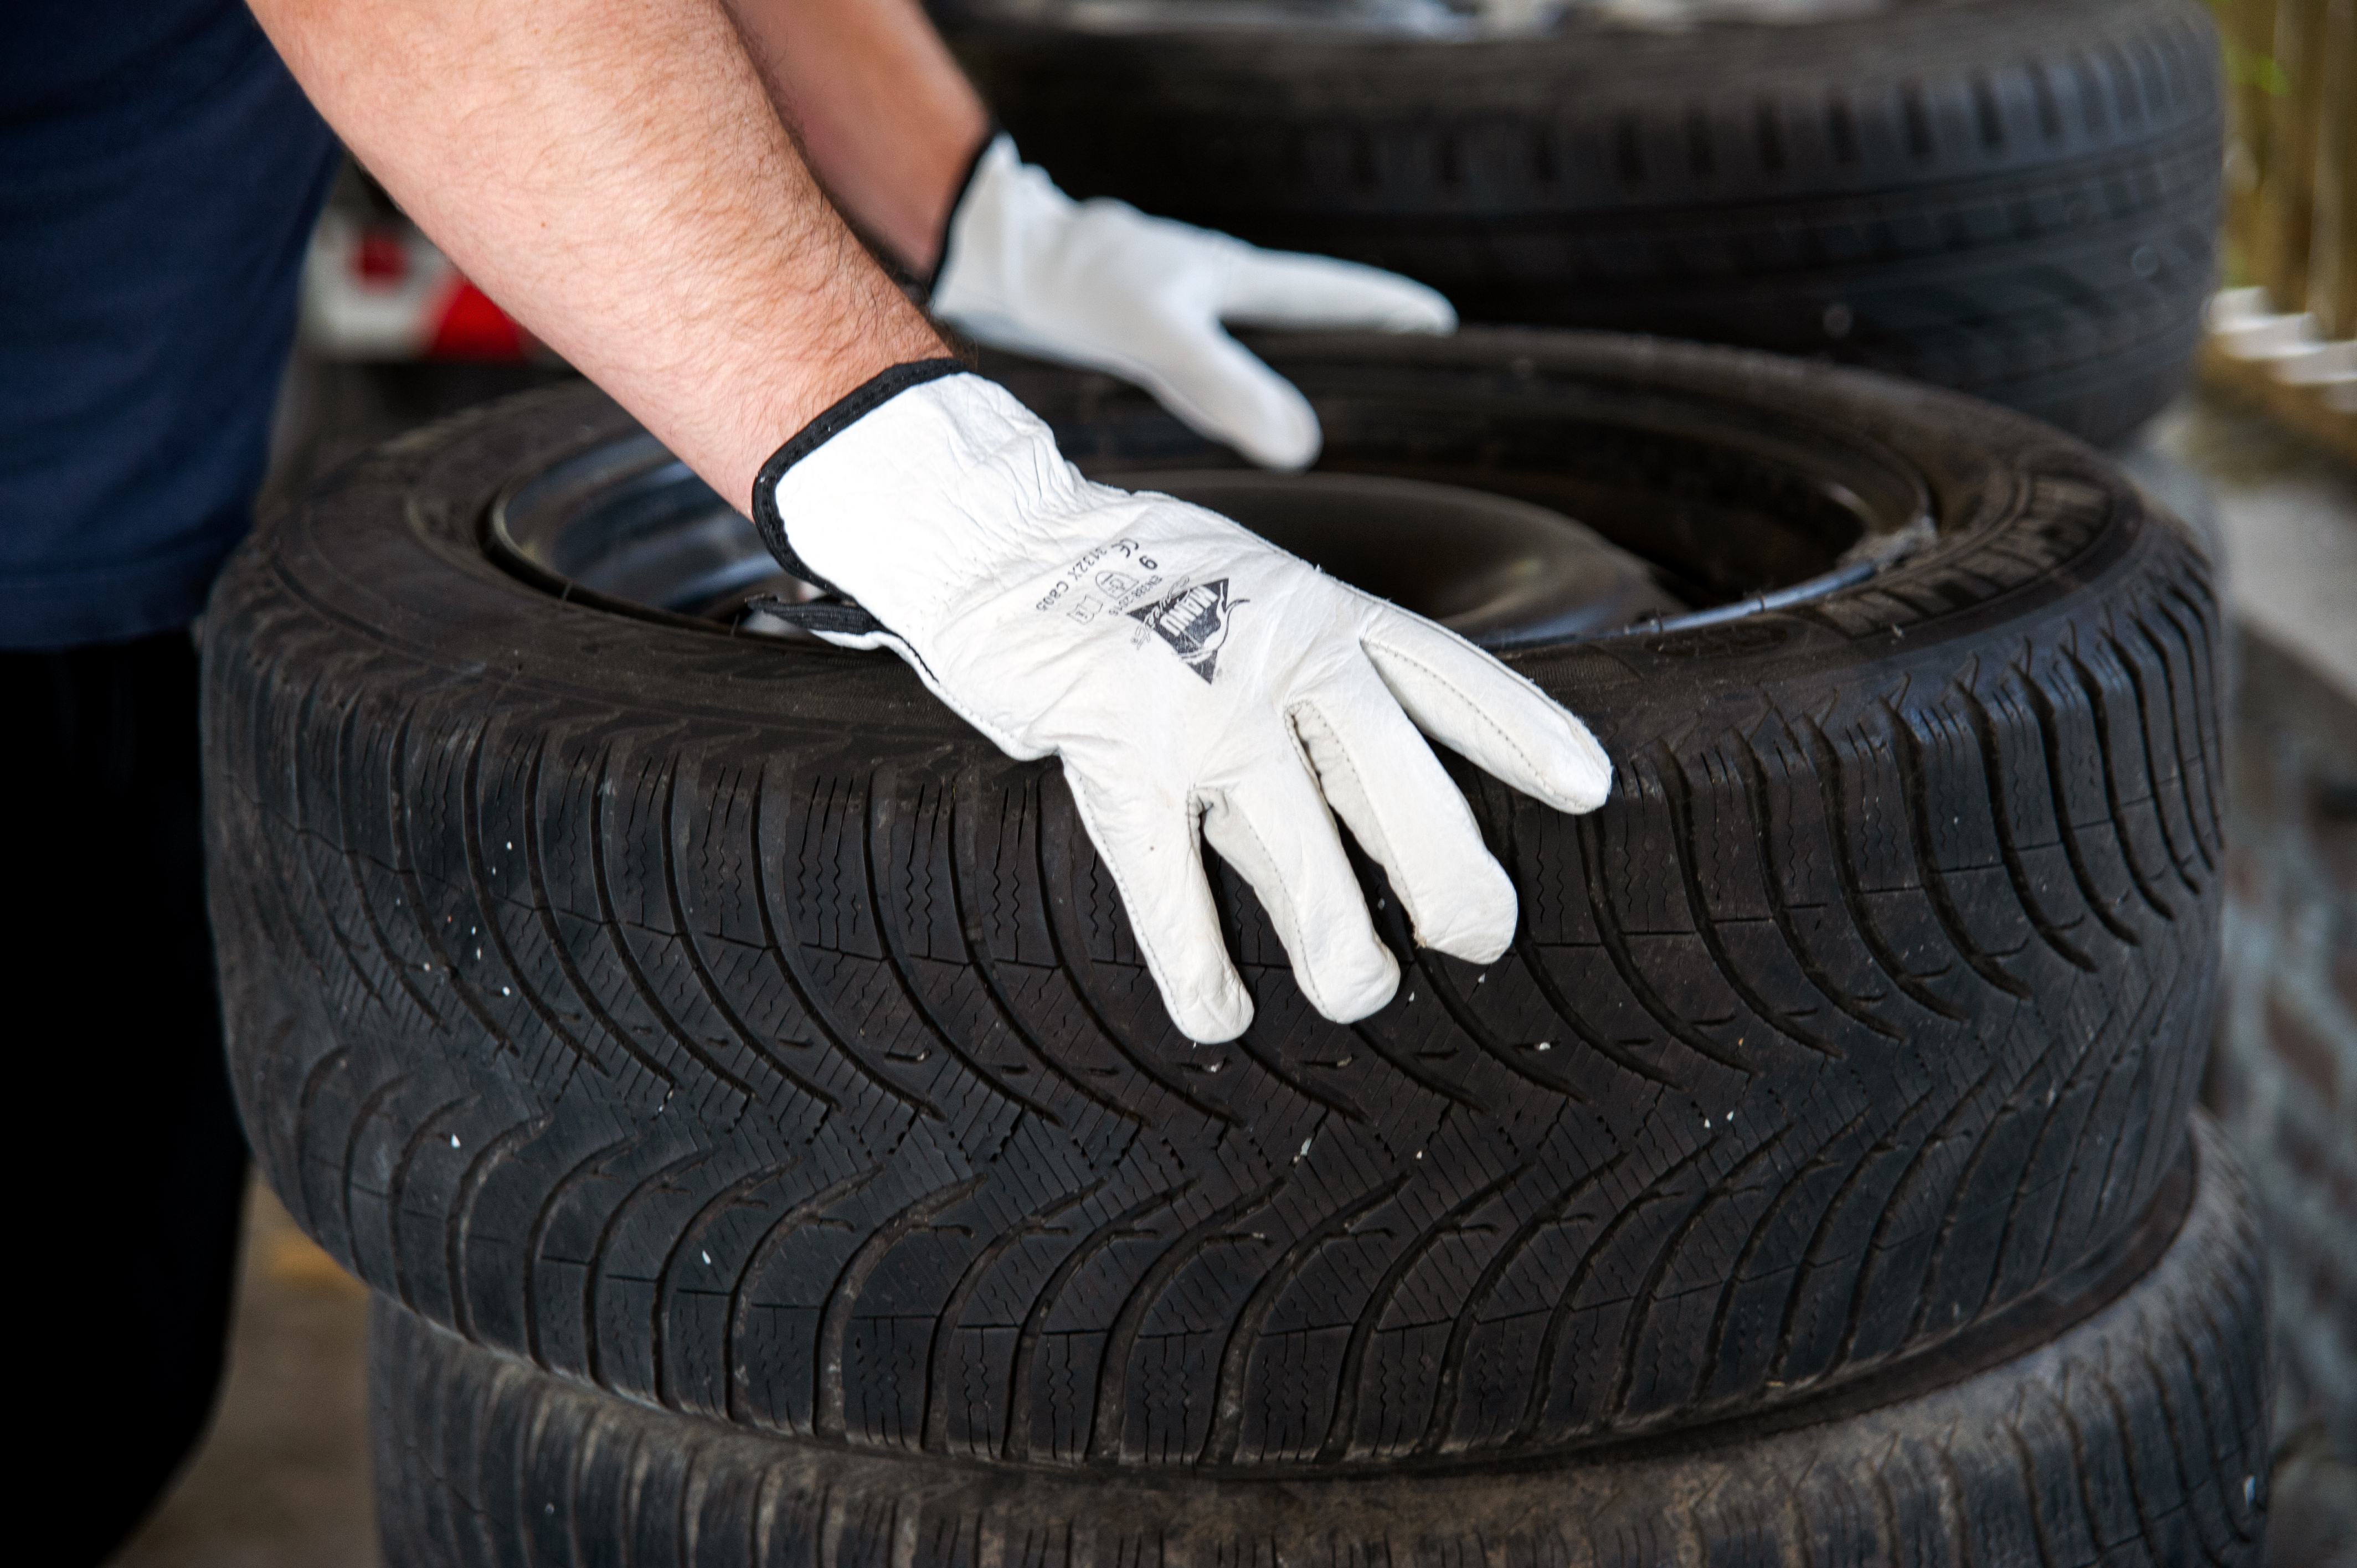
[749,356,969,600]
[741,594,893,639]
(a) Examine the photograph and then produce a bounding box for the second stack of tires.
[204,329,2267,1565]
[939,0,2224,448]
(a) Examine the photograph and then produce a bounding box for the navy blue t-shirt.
[1,2,339,649]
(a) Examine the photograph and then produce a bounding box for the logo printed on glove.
[1129,579,1242,683]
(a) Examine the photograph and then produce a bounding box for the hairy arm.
[723,0,989,275]
[249,0,949,509]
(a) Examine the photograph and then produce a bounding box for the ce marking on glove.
[1036,537,1162,625]
[1030,535,1242,682]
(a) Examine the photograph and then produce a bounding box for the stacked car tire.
[936,0,2224,448]
[206,329,2266,1565]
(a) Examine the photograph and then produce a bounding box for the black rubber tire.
[205,330,2225,1473]
[940,0,2222,448]
[371,1111,2269,1568]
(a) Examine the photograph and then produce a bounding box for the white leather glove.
[930,135,1456,470]
[755,362,1612,1044]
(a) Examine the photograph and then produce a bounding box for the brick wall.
[2206,627,2357,1456]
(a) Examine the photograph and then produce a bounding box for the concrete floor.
[112,383,2356,1568]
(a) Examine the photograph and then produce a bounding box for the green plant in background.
[2222,43,2292,96]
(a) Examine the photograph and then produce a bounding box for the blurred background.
[110,0,2351,1561]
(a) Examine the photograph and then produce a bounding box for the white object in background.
[299,209,455,359]
[759,368,1611,1043]
[932,136,1457,470]
[299,209,530,362]
[1584,0,1885,24]
[2206,286,2357,408]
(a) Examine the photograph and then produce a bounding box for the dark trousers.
[4,629,248,1563]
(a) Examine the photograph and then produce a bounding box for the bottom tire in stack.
[376,1113,2267,1568]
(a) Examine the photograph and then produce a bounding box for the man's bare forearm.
[250,0,948,510]
[724,0,989,275]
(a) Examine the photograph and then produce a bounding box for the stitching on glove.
[1207,790,1347,1020]
[1064,772,1212,1023]
[749,357,970,596]
[1364,638,1548,782]
[1285,700,1410,942]
[740,599,949,695]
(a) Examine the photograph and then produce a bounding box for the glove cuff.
[753,365,1131,651]
[924,128,1008,293]
[750,357,968,597]
[929,135,1067,335]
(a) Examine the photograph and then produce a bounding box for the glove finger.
[1200,757,1401,1024]
[1062,765,1255,1044]
[1360,612,1613,814]
[1126,324,1324,471]
[1216,249,1458,334]
[1291,679,1519,964]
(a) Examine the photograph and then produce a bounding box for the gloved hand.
[756,362,1612,1044]
[930,135,1455,470]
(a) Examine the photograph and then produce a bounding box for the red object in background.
[428,280,529,361]
[354,226,409,284]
